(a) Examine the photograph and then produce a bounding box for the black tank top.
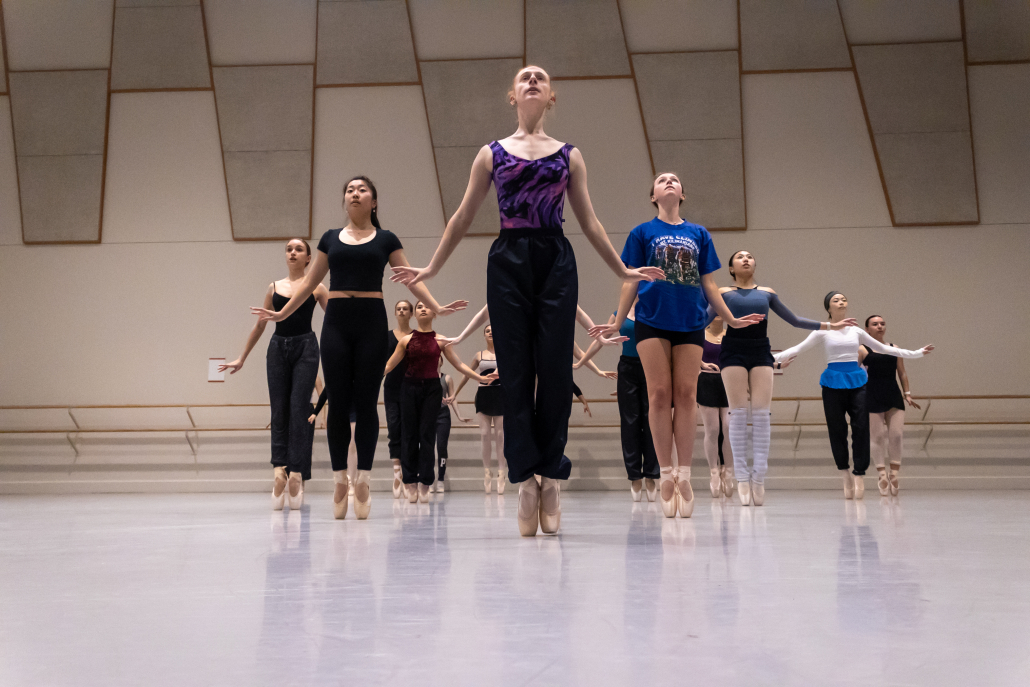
[272,290,316,337]
[864,347,898,381]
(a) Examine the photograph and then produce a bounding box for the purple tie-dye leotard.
[489,141,574,230]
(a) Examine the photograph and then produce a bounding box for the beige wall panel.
[110,5,210,90]
[102,92,231,243]
[838,0,961,45]
[633,52,740,141]
[543,79,653,236]
[224,150,311,239]
[650,139,745,229]
[742,72,890,230]
[853,42,968,135]
[739,0,850,72]
[968,65,1030,224]
[2,0,114,71]
[408,0,523,61]
[0,99,22,245]
[434,145,501,235]
[964,0,1030,63]
[118,0,197,5]
[313,86,442,239]
[0,22,6,88]
[620,0,737,53]
[421,58,522,147]
[877,131,978,225]
[17,154,103,242]
[315,0,417,85]
[525,0,630,78]
[204,0,316,66]
[212,66,313,152]
[8,71,108,156]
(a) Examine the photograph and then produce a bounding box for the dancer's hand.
[777,355,796,370]
[390,265,434,286]
[251,306,284,323]
[920,344,935,356]
[583,405,593,417]
[307,414,316,424]
[700,362,720,373]
[442,395,455,406]
[435,300,468,316]
[727,313,765,329]
[438,336,460,348]
[218,358,244,374]
[460,416,473,424]
[588,323,620,340]
[482,372,499,384]
[828,318,858,330]
[598,334,629,346]
[904,394,922,410]
[601,370,618,381]
[623,266,665,282]
[610,391,618,397]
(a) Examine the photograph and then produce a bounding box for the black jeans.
[487,228,577,483]
[320,299,388,472]
[822,385,870,475]
[401,378,443,486]
[266,332,319,479]
[617,355,659,481]
[436,407,451,481]
[384,399,402,460]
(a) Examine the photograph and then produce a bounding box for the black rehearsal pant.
[401,378,443,486]
[436,406,451,482]
[266,332,319,480]
[821,385,870,476]
[617,355,660,481]
[487,228,577,484]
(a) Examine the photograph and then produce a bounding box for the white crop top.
[476,353,497,385]
[774,327,923,365]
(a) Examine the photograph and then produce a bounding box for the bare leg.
[869,412,888,469]
[699,405,722,470]
[671,344,703,517]
[637,338,676,513]
[478,412,493,493]
[721,366,752,483]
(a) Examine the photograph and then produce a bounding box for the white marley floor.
[1,491,1028,687]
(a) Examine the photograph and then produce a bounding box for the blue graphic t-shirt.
[621,217,721,332]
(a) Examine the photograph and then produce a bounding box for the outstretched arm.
[896,358,921,409]
[702,274,764,329]
[575,315,615,369]
[220,283,274,374]
[252,254,327,323]
[388,249,467,316]
[384,339,408,375]
[443,346,496,384]
[774,330,825,363]
[767,291,856,331]
[442,305,490,347]
[574,341,616,380]
[857,329,932,359]
[451,351,481,399]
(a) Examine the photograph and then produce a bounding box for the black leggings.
[822,385,870,476]
[401,379,443,485]
[436,408,451,481]
[320,298,388,472]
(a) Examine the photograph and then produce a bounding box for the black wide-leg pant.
[266,332,319,480]
[617,355,659,481]
[384,399,402,460]
[821,385,870,475]
[487,228,577,484]
[401,378,443,486]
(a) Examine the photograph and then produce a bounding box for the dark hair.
[865,315,883,328]
[824,291,845,312]
[395,300,413,312]
[286,238,310,256]
[649,174,684,209]
[727,250,752,279]
[344,175,381,229]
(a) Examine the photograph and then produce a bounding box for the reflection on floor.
[1,492,1028,686]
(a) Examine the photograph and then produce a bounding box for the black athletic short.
[634,320,705,348]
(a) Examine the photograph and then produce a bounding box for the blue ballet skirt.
[819,361,868,390]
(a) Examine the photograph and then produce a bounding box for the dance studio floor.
[1,491,1027,687]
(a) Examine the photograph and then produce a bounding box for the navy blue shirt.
[621,218,721,332]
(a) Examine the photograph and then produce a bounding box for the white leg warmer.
[750,409,771,485]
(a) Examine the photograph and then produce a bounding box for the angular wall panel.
[0,99,22,245]
[651,139,745,230]
[620,0,737,54]
[17,155,104,242]
[316,0,418,85]
[213,66,313,239]
[741,72,890,230]
[313,86,443,239]
[526,0,630,78]
[876,131,977,224]
[2,0,114,71]
[968,65,1030,224]
[204,0,316,66]
[110,2,210,91]
[740,0,850,72]
[837,0,961,45]
[408,0,523,61]
[964,0,1030,64]
[102,92,231,243]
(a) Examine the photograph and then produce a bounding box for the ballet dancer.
[384,301,496,503]
[591,173,763,519]
[385,300,414,498]
[221,238,328,511]
[451,324,507,494]
[698,316,733,498]
[711,250,857,506]
[860,315,921,496]
[774,292,933,500]
[391,65,661,536]
[254,176,467,520]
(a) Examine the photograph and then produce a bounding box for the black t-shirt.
[317,228,402,292]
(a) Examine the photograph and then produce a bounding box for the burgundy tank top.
[702,338,721,366]
[489,141,574,230]
[404,330,441,380]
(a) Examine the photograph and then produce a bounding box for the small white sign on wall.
[208,358,226,382]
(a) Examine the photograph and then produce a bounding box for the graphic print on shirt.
[647,236,700,286]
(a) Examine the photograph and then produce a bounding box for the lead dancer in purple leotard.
[391,65,663,537]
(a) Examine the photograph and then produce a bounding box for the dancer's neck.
[656,204,682,225]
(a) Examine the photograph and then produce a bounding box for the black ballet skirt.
[474,369,504,417]
[696,371,729,409]
[864,348,905,413]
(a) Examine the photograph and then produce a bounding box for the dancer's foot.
[709,469,722,498]
[484,468,492,494]
[644,478,658,502]
[676,467,694,518]
[354,470,372,520]
[272,466,287,511]
[751,482,765,506]
[392,464,403,499]
[406,483,418,504]
[539,477,561,534]
[737,480,752,506]
[854,474,865,500]
[722,466,736,497]
[876,466,889,496]
[630,479,643,502]
[888,461,900,496]
[659,466,678,518]
[841,470,855,500]
[517,477,541,537]
[287,472,304,510]
[418,483,431,504]
[497,471,506,495]
[333,471,349,520]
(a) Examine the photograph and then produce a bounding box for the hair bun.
[823,290,843,312]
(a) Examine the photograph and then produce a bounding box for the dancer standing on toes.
[253,176,467,521]
[384,302,496,504]
[591,173,763,520]
[860,315,921,497]
[221,239,328,511]
[774,292,933,501]
[697,316,733,499]
[710,250,857,507]
[385,300,413,498]
[391,65,662,537]
[451,324,507,495]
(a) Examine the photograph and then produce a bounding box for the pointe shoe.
[392,465,403,499]
[539,477,561,534]
[333,471,349,520]
[484,468,493,494]
[889,463,900,496]
[644,478,657,502]
[751,482,765,507]
[272,467,287,511]
[436,480,445,494]
[737,481,752,506]
[630,480,643,502]
[722,467,736,497]
[854,475,865,500]
[876,468,890,497]
[287,472,304,510]
[353,470,372,520]
[418,484,431,504]
[709,469,722,498]
[406,483,418,504]
[497,471,506,495]
[517,477,541,537]
[676,470,694,518]
[842,471,855,500]
[659,467,678,518]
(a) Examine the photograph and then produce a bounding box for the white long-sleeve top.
[774,327,923,365]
